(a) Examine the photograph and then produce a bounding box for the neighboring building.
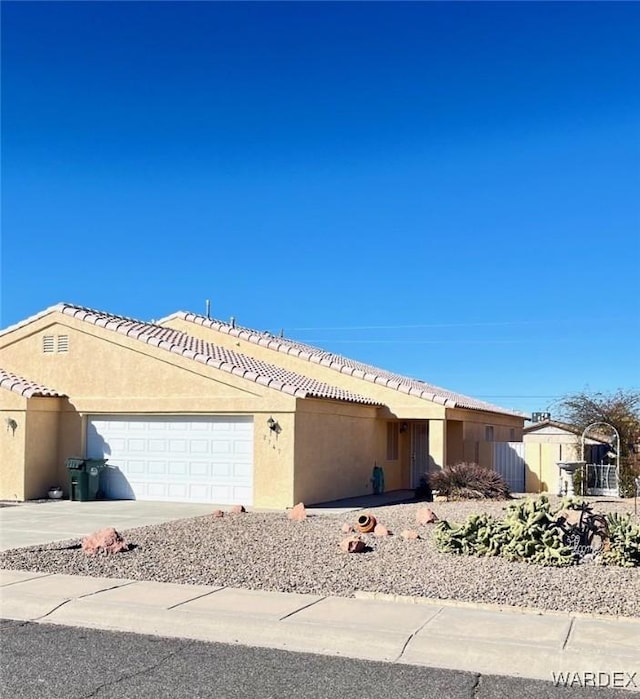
[522,418,611,493]
[0,304,525,506]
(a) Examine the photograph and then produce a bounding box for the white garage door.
[86,416,253,504]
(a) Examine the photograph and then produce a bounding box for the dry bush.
[430,462,511,500]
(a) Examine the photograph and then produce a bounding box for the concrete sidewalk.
[2,570,638,691]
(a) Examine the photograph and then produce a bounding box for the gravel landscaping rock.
[1,496,638,618]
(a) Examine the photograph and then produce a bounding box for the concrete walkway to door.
[0,500,217,551]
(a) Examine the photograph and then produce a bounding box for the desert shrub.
[601,512,640,567]
[435,495,574,566]
[618,458,640,498]
[430,462,511,500]
[434,495,640,568]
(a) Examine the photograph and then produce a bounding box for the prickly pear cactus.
[600,513,640,567]
[434,513,508,557]
[433,495,640,567]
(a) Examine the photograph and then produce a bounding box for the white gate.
[493,442,525,493]
[585,463,619,497]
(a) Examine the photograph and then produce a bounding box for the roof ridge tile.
[172,312,526,417]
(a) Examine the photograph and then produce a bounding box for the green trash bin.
[84,459,108,500]
[66,457,89,501]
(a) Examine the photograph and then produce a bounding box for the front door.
[411,422,429,488]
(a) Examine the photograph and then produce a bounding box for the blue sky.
[2,2,639,416]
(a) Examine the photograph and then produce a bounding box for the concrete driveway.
[0,500,216,551]
[0,490,416,551]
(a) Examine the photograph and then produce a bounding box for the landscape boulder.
[230,505,246,514]
[401,529,420,540]
[373,523,391,537]
[340,536,366,553]
[288,502,308,521]
[341,522,353,534]
[212,509,225,518]
[81,527,129,556]
[416,507,438,525]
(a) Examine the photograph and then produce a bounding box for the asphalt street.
[0,619,633,699]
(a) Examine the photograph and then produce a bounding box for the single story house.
[0,303,526,507]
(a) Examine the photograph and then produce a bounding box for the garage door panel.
[211,462,231,477]
[168,461,188,476]
[233,462,252,478]
[189,462,209,477]
[169,439,188,453]
[128,439,146,452]
[148,461,167,475]
[189,440,210,454]
[87,416,253,504]
[233,440,252,455]
[127,460,146,474]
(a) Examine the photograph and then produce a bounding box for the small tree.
[555,389,640,496]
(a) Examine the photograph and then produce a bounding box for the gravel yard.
[1,496,638,618]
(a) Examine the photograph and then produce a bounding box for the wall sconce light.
[267,416,280,433]
[5,417,17,435]
[399,422,409,434]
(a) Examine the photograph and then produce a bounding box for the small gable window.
[43,335,55,353]
[386,422,399,461]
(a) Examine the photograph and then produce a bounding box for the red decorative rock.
[341,523,353,534]
[416,507,439,525]
[81,527,129,556]
[401,529,420,540]
[373,523,391,537]
[288,502,307,521]
[230,505,246,514]
[212,509,225,518]
[339,536,366,553]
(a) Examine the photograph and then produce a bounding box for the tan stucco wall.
[0,312,300,508]
[254,411,296,509]
[523,442,575,494]
[0,391,28,500]
[293,399,380,504]
[446,420,464,465]
[24,397,63,500]
[522,431,588,494]
[0,316,294,412]
[445,408,523,442]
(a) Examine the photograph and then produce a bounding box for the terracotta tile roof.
[0,368,65,398]
[167,312,526,418]
[22,304,377,406]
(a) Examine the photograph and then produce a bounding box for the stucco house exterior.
[0,303,525,507]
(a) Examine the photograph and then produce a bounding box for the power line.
[296,338,575,344]
[287,319,619,331]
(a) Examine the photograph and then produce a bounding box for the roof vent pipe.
[205,299,211,320]
[230,316,236,328]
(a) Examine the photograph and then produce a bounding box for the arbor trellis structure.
[581,421,620,497]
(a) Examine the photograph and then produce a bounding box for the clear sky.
[1,1,639,416]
